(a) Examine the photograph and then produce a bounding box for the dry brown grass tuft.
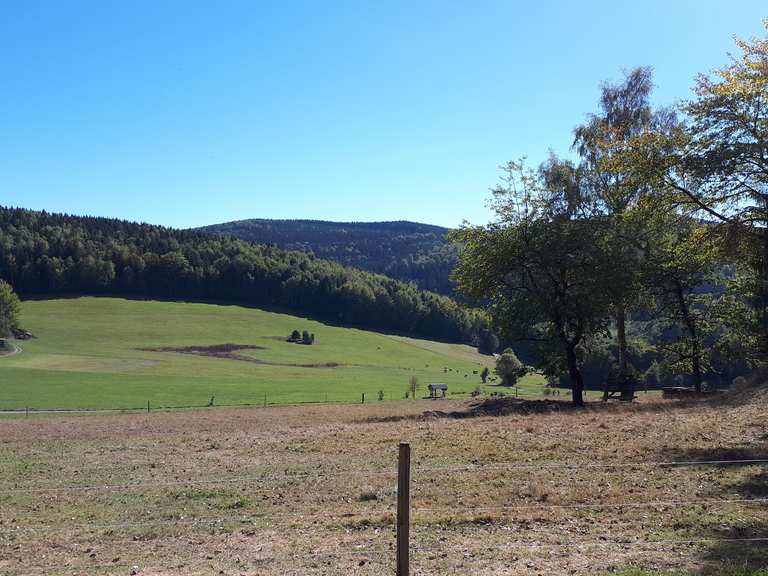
[0,396,766,574]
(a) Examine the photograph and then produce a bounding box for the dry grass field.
[1,389,766,575]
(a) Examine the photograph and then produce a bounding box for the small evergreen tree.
[289,329,301,342]
[480,367,489,383]
[302,330,311,344]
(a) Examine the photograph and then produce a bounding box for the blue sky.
[1,1,765,229]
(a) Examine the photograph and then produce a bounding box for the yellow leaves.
[705,21,768,100]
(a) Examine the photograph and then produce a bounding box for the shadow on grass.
[658,442,768,574]
[359,394,722,424]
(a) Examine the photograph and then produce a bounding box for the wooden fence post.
[263,393,267,408]
[397,442,411,576]
[147,400,150,414]
[361,393,365,404]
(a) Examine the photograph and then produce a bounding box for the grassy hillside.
[0,297,543,410]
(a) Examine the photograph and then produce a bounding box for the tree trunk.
[565,341,585,407]
[762,224,768,360]
[674,281,703,393]
[615,306,634,401]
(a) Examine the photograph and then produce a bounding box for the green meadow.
[0,297,544,410]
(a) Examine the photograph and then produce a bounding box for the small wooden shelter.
[427,383,448,398]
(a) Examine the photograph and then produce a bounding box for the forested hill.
[0,207,479,342]
[196,219,458,295]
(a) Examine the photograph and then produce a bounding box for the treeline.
[197,219,458,295]
[0,207,479,342]
[454,22,767,405]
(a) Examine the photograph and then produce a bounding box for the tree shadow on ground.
[360,395,710,424]
[658,441,768,574]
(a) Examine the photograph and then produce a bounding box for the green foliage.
[621,22,768,361]
[476,328,499,355]
[480,366,489,383]
[0,206,480,343]
[453,158,614,405]
[0,280,20,337]
[199,219,459,295]
[495,348,527,387]
[456,31,767,397]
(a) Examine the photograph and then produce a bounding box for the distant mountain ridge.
[0,206,479,343]
[196,219,459,295]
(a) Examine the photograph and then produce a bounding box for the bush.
[480,367,489,383]
[0,280,20,338]
[470,386,483,397]
[495,348,527,386]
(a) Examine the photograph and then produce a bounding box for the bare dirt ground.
[137,343,341,368]
[0,390,766,575]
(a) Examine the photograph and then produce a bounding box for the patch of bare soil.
[138,343,341,368]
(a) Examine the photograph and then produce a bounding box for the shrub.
[0,280,20,338]
[470,386,483,397]
[480,367,489,383]
[495,348,527,386]
[288,329,301,342]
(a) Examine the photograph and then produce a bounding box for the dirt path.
[0,343,21,358]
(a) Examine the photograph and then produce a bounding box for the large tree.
[573,67,675,400]
[628,22,768,361]
[643,213,722,392]
[453,158,613,406]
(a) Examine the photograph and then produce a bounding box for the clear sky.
[1,1,765,229]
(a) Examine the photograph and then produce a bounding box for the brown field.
[0,390,766,575]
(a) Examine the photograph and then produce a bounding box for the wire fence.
[2,456,767,494]
[0,386,572,415]
[1,432,766,573]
